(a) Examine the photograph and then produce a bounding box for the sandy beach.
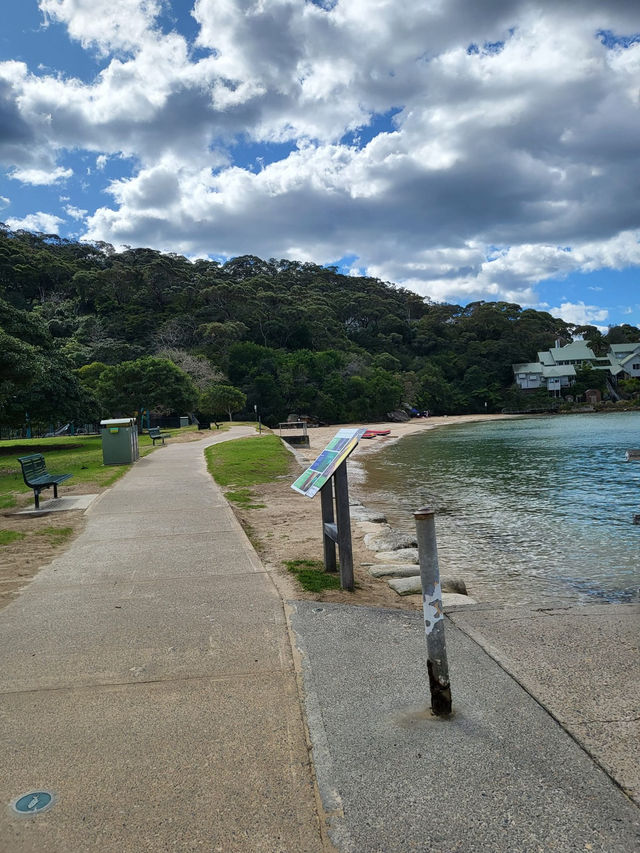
[247,414,520,610]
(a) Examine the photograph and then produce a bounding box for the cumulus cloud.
[5,211,65,232]
[64,204,87,218]
[0,0,638,313]
[547,301,609,327]
[39,0,163,55]
[0,195,9,209]
[10,166,73,185]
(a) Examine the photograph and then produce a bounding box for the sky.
[1,1,639,330]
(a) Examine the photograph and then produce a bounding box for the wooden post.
[320,479,337,572]
[414,506,452,716]
[334,463,354,591]
[319,462,354,590]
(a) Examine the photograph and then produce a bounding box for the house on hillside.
[511,361,576,393]
[608,343,640,379]
[513,339,640,396]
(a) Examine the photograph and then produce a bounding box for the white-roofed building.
[609,343,640,378]
[513,339,640,395]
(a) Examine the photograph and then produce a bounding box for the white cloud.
[0,0,636,315]
[5,211,65,232]
[547,301,609,327]
[64,204,87,219]
[0,195,9,209]
[39,0,163,55]
[9,166,73,185]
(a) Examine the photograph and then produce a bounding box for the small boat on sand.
[362,429,391,439]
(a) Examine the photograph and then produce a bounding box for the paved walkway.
[1,430,638,852]
[447,601,640,806]
[290,601,640,852]
[0,429,326,852]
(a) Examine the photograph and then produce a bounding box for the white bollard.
[414,506,452,715]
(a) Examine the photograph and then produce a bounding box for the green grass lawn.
[205,433,291,489]
[204,432,291,509]
[0,430,186,507]
[0,424,255,508]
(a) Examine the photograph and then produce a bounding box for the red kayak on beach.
[362,429,391,439]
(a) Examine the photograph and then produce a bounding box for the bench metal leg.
[34,490,40,510]
[53,484,59,499]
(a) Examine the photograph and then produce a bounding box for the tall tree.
[200,384,247,422]
[96,357,198,419]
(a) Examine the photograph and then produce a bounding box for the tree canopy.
[95,357,198,419]
[1,224,633,427]
[200,384,247,422]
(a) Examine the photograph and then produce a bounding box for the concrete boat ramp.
[1,427,638,851]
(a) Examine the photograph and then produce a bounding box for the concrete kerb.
[284,600,347,853]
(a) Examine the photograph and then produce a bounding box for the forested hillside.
[2,225,636,429]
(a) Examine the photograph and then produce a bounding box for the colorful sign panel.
[291,428,366,498]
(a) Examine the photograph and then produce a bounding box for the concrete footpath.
[1,430,639,852]
[0,429,326,853]
[290,601,639,852]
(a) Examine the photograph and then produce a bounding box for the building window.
[633,363,640,370]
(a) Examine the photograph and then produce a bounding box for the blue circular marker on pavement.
[12,791,54,815]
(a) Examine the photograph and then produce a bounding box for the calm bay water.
[360,413,640,606]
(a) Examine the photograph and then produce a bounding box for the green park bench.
[18,453,73,510]
[148,426,171,445]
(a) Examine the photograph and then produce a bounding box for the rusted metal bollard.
[414,506,452,716]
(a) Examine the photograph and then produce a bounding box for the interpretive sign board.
[291,427,366,498]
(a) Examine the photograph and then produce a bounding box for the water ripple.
[361,413,640,606]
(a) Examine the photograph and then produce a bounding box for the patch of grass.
[225,488,266,509]
[285,558,342,593]
[205,434,291,488]
[35,526,74,546]
[0,530,26,546]
[0,435,137,503]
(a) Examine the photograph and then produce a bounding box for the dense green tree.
[605,324,640,344]
[0,328,41,422]
[96,357,198,419]
[0,298,100,428]
[618,377,640,398]
[571,325,606,355]
[569,364,608,399]
[0,223,615,426]
[199,384,247,422]
[15,360,101,428]
[76,361,110,393]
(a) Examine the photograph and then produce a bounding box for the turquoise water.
[360,413,640,606]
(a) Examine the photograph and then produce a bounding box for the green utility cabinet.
[179,416,189,428]
[100,418,139,465]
